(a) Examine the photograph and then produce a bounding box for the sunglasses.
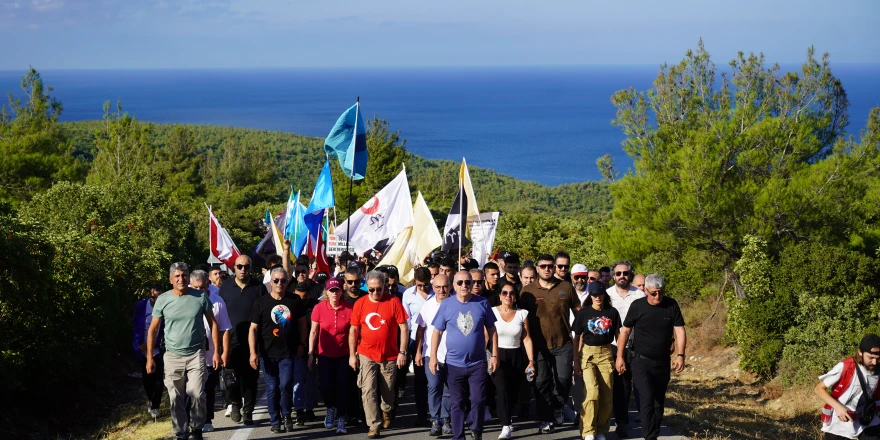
[573,275,592,280]
[647,291,663,296]
[344,279,359,285]
[235,264,251,270]
[416,283,429,290]
[615,271,630,276]
[272,278,287,284]
[368,287,384,293]
[537,264,554,269]
[500,290,515,296]
[556,264,569,269]
[456,280,473,286]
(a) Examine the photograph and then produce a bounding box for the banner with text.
[468,212,499,268]
[326,234,348,256]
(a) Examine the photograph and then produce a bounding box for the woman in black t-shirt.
[572,282,621,440]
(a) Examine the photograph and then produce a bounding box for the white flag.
[337,167,414,256]
[468,212,499,268]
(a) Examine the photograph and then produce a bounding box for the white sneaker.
[498,425,512,439]
[508,424,515,432]
[324,407,337,429]
[539,422,554,434]
[554,409,564,425]
[595,434,606,440]
[148,408,159,419]
[584,435,595,440]
[225,404,232,417]
[203,423,214,432]
[336,417,347,434]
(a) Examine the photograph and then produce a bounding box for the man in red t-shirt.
[349,270,409,438]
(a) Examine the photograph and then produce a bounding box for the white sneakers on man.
[225,404,232,417]
[498,425,513,439]
[584,434,606,440]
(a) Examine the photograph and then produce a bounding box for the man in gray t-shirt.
[146,262,220,440]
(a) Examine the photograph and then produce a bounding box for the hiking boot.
[270,424,285,433]
[284,415,295,432]
[367,428,381,439]
[325,407,337,429]
[296,409,306,426]
[336,417,347,434]
[382,411,393,429]
[231,406,242,424]
[538,422,554,434]
[243,412,253,425]
[429,419,442,437]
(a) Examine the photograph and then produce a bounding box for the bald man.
[219,255,269,425]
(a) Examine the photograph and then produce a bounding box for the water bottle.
[526,367,535,382]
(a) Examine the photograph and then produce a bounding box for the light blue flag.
[284,190,309,256]
[303,210,324,256]
[324,102,368,180]
[306,160,335,213]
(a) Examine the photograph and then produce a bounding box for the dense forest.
[1,41,879,436]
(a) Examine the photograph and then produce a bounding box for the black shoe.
[305,409,317,422]
[296,409,306,426]
[231,406,242,424]
[284,415,295,432]
[243,412,253,425]
[470,432,482,440]
[191,429,203,440]
[270,424,285,433]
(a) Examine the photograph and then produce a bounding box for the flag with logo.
[207,206,241,269]
[337,167,413,255]
[324,101,368,180]
[377,191,443,284]
[441,186,470,252]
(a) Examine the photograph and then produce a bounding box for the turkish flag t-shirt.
[351,293,409,362]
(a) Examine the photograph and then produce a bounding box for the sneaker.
[367,428,381,439]
[284,415,295,432]
[538,422,554,434]
[442,419,453,435]
[148,408,160,419]
[231,406,242,424]
[498,425,512,439]
[554,409,564,426]
[336,417,347,434]
[202,423,214,432]
[584,435,595,440]
[382,411,393,429]
[483,407,492,422]
[508,424,515,433]
[596,434,606,440]
[306,409,317,422]
[429,420,442,437]
[296,409,306,426]
[270,424,285,433]
[243,412,253,425]
[225,404,232,417]
[325,407,337,429]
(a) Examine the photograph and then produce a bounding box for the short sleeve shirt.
[311,300,353,358]
[152,288,213,356]
[519,280,579,350]
[622,296,685,360]
[219,278,268,349]
[573,306,621,347]
[432,294,496,368]
[402,285,432,340]
[416,296,448,363]
[351,294,409,363]
[249,294,306,359]
[203,289,233,366]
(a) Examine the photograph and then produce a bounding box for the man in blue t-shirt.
[430,271,499,440]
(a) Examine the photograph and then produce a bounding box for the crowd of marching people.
[134,244,694,440]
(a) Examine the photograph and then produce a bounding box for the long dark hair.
[497,280,519,309]
[583,281,611,310]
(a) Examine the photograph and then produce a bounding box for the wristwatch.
[676,354,685,357]
[399,351,407,356]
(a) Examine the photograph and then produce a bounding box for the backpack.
[855,365,878,426]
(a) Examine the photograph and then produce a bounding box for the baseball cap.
[587,282,606,296]
[571,263,589,276]
[860,334,880,354]
[503,253,521,264]
[325,278,342,291]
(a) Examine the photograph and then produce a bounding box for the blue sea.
[1,65,878,186]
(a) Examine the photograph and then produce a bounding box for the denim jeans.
[294,357,317,410]
[261,357,294,425]
[448,362,489,440]
[424,357,451,422]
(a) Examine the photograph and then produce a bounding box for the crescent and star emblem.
[365,312,386,331]
[361,196,380,215]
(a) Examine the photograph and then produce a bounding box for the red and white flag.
[208,206,241,269]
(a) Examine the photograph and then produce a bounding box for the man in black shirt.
[616,274,686,440]
[219,255,268,425]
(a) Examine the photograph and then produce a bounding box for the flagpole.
[347,97,359,255]
[458,165,463,269]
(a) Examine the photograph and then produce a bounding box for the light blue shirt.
[401,285,432,340]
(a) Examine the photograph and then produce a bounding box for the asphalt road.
[202,371,686,440]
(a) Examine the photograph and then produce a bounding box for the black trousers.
[534,343,573,423]
[825,425,880,440]
[611,345,633,429]
[140,353,164,410]
[226,345,259,414]
[631,356,670,440]
[493,347,525,426]
[205,367,219,422]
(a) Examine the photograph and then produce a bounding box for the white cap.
[571,263,588,276]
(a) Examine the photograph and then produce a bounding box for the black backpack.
[854,364,877,426]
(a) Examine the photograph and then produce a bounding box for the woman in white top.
[492,281,536,439]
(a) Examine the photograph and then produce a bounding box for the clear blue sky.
[1,0,878,69]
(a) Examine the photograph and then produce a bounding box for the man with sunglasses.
[606,260,645,437]
[430,271,499,440]
[343,266,365,305]
[349,271,409,439]
[415,274,453,436]
[519,254,580,433]
[616,274,686,440]
[401,267,434,427]
[554,251,572,283]
[219,255,268,425]
[190,270,233,432]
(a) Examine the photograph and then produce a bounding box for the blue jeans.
[424,357,451,422]
[319,355,350,417]
[448,362,489,440]
[261,357,294,425]
[294,357,318,410]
